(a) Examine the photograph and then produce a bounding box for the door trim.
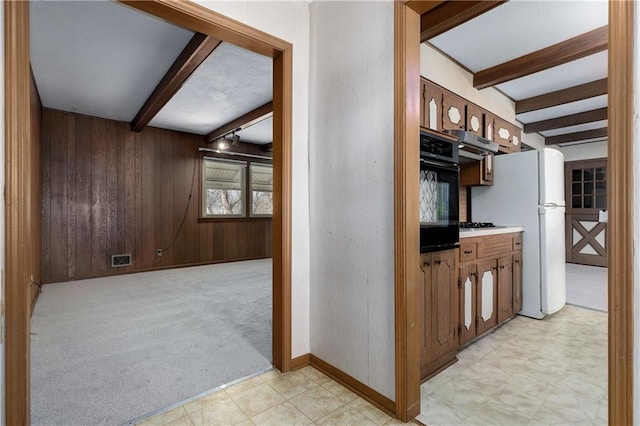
[4,1,294,423]
[394,1,634,424]
[607,1,634,423]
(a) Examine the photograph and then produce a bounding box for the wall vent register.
[111,254,132,268]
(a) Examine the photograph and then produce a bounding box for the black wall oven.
[420,129,460,253]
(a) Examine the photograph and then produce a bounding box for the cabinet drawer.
[477,236,512,259]
[460,242,477,262]
[513,235,523,251]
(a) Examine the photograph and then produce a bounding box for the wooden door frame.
[4,1,293,423]
[394,0,634,423]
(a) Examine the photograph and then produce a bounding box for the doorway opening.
[4,1,293,424]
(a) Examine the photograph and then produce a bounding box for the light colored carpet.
[566,262,607,312]
[31,259,272,426]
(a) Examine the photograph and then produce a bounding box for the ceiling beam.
[524,107,607,133]
[131,32,222,132]
[473,26,608,89]
[516,78,608,114]
[420,1,507,42]
[545,127,608,145]
[206,101,273,143]
[406,1,447,16]
[261,143,273,152]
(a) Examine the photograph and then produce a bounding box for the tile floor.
[138,305,606,426]
[418,305,607,425]
[137,366,408,426]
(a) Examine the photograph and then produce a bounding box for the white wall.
[420,44,546,150]
[196,1,311,358]
[309,1,395,399]
[555,141,608,162]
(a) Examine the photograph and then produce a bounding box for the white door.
[539,149,566,206]
[540,206,566,315]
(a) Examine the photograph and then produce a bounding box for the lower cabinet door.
[459,262,477,346]
[431,249,459,360]
[476,259,498,335]
[513,251,523,313]
[497,255,514,323]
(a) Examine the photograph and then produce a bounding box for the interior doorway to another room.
[4,1,293,424]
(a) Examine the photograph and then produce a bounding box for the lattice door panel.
[567,217,607,266]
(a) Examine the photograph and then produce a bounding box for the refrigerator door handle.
[540,202,559,208]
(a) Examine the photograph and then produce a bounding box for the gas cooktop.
[459,222,495,229]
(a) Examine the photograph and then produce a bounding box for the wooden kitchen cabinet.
[461,153,494,186]
[442,92,467,132]
[497,255,514,324]
[420,248,459,381]
[475,259,498,335]
[466,103,484,137]
[513,251,523,313]
[493,116,522,154]
[458,232,523,346]
[421,78,444,132]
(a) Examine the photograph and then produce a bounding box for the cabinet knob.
[500,265,505,270]
[515,260,520,265]
[464,250,473,254]
[435,260,442,265]
[423,261,431,267]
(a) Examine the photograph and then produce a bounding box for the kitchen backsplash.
[459,185,468,222]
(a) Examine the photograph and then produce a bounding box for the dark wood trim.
[474,26,608,89]
[405,0,446,16]
[271,47,293,373]
[197,217,273,223]
[545,127,607,145]
[394,2,421,422]
[420,1,506,42]
[524,107,607,133]
[5,1,32,423]
[607,2,634,423]
[42,257,271,285]
[261,142,273,152]
[206,101,273,143]
[290,354,310,371]
[516,78,608,114]
[309,355,396,417]
[5,1,295,419]
[131,32,222,132]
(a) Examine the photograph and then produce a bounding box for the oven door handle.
[420,158,460,172]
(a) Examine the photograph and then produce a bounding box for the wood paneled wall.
[30,70,43,306]
[41,109,272,284]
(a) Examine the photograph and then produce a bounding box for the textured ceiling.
[495,52,608,100]
[236,117,273,145]
[426,0,609,145]
[30,1,273,143]
[30,1,194,123]
[430,0,608,73]
[516,95,608,124]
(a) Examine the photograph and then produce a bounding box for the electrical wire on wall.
[154,152,199,264]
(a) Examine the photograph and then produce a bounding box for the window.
[202,158,246,217]
[250,164,273,216]
[570,166,606,210]
[200,158,273,218]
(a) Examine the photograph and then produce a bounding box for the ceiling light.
[216,139,230,150]
[231,131,240,147]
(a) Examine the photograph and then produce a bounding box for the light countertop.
[459,226,525,238]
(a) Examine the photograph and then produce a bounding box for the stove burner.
[460,222,495,229]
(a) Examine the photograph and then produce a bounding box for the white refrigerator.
[471,148,566,319]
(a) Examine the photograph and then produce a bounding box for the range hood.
[446,129,499,160]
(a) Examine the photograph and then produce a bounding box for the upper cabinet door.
[466,103,484,137]
[493,117,522,154]
[442,92,466,132]
[422,78,444,132]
